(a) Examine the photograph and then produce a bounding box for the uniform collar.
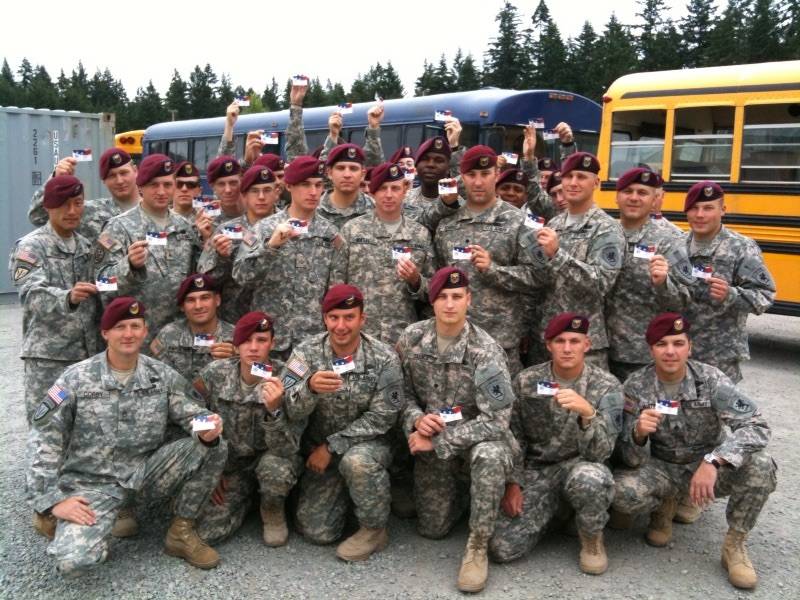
[420,319,470,364]
[43,221,81,254]
[99,351,155,391]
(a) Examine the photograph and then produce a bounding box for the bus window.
[405,125,424,148]
[741,103,800,184]
[348,129,365,147]
[234,135,247,158]
[193,137,219,170]
[306,130,328,153]
[166,140,189,163]
[574,131,599,156]
[484,126,506,153]
[670,106,734,182]
[147,140,165,155]
[380,126,401,154]
[608,109,666,178]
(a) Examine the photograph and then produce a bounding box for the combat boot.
[674,495,703,524]
[646,496,677,547]
[607,508,633,530]
[32,511,56,540]
[458,532,489,593]
[111,507,139,538]
[721,529,758,589]
[164,517,219,569]
[336,526,388,561]
[578,531,608,575]
[260,500,288,547]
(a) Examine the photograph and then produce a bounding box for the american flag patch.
[286,357,309,378]
[47,384,68,406]
[15,249,38,264]
[98,234,115,250]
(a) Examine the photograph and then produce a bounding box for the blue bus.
[143,88,601,183]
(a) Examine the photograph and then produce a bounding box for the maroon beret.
[537,157,558,172]
[100,297,146,330]
[233,311,274,346]
[241,165,276,193]
[284,156,325,185]
[646,312,690,345]
[459,145,497,174]
[43,175,83,208]
[322,284,364,314]
[368,162,405,195]
[174,161,199,179]
[176,273,219,305]
[546,171,563,194]
[254,153,285,172]
[544,312,589,340]
[207,155,242,183]
[415,136,451,162]
[326,143,365,166]
[136,154,174,186]
[429,267,469,304]
[616,167,659,191]
[389,146,414,164]
[560,152,600,176]
[497,168,529,188]
[684,180,723,211]
[99,148,132,179]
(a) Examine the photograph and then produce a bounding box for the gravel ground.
[0,304,798,599]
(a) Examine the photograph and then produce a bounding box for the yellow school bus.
[113,129,145,163]
[596,61,800,315]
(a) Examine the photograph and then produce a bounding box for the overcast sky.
[6,0,710,98]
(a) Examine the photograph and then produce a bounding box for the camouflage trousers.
[295,439,392,544]
[489,457,613,563]
[414,441,512,540]
[49,437,227,576]
[23,358,77,424]
[613,451,777,533]
[196,452,303,545]
[609,360,647,385]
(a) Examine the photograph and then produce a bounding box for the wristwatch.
[703,453,721,469]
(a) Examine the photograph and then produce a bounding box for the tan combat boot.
[111,507,139,538]
[260,500,288,547]
[458,533,489,593]
[32,511,56,540]
[721,529,758,589]
[607,508,633,530]
[578,531,608,575]
[336,526,389,561]
[673,495,703,524]
[164,517,219,569]
[646,496,677,547]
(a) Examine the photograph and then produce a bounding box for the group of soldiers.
[11,85,778,593]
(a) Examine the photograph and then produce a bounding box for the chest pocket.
[680,403,720,449]
[130,391,168,449]
[346,374,378,417]
[712,257,735,282]
[45,254,76,288]
[560,230,593,261]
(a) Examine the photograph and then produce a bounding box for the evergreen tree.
[282,78,292,109]
[261,77,281,111]
[127,81,167,130]
[785,0,800,57]
[707,0,750,65]
[324,79,347,105]
[217,73,235,114]
[565,21,603,99]
[28,65,60,110]
[17,58,34,91]
[415,60,437,96]
[636,0,684,71]
[165,70,190,120]
[305,77,329,107]
[379,62,405,98]
[188,64,219,118]
[682,0,718,67]
[453,50,482,91]
[88,68,128,115]
[433,55,455,92]
[597,13,638,95]
[747,0,783,61]
[62,62,92,112]
[483,1,527,88]
[529,1,568,88]
[0,58,18,106]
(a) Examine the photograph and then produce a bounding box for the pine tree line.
[1,0,797,131]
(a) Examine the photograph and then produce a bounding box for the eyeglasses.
[176,181,200,189]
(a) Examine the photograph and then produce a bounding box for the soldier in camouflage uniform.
[434,145,536,376]
[649,176,684,235]
[198,165,281,322]
[524,152,625,369]
[396,267,515,593]
[27,297,227,576]
[94,154,202,346]
[193,312,303,547]
[11,176,98,423]
[29,148,141,243]
[612,313,776,590]
[171,161,201,220]
[490,313,623,575]
[314,144,376,230]
[206,156,244,226]
[274,285,402,561]
[232,156,341,371]
[682,181,775,383]
[606,168,693,382]
[403,136,462,233]
[149,274,235,382]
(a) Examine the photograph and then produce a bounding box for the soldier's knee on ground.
[338,448,380,481]
[565,463,614,502]
[469,441,512,473]
[53,540,109,577]
[611,474,645,515]
[732,451,778,494]
[256,453,300,499]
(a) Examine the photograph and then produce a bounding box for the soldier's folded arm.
[549,226,624,295]
[167,369,221,446]
[576,387,624,463]
[727,249,776,315]
[616,391,651,467]
[231,228,272,285]
[710,377,771,467]
[506,389,527,488]
[12,244,75,315]
[94,226,145,292]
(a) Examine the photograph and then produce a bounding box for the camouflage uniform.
[27,352,227,576]
[192,358,304,544]
[316,191,375,231]
[94,206,202,344]
[434,200,536,375]
[10,223,98,422]
[150,318,235,382]
[231,209,341,370]
[331,212,433,345]
[525,206,624,367]
[401,187,461,233]
[685,227,775,382]
[197,215,262,323]
[280,332,402,543]
[396,319,515,540]
[519,159,557,222]
[490,361,623,562]
[651,213,684,235]
[613,360,777,533]
[606,220,693,381]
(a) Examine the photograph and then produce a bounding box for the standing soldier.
[612,313,777,590]
[683,181,775,382]
[29,148,141,243]
[207,156,244,224]
[606,167,693,381]
[10,175,98,423]
[490,313,623,574]
[171,161,201,219]
[95,154,202,345]
[274,285,403,560]
[396,268,515,593]
[317,144,374,230]
[27,297,227,576]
